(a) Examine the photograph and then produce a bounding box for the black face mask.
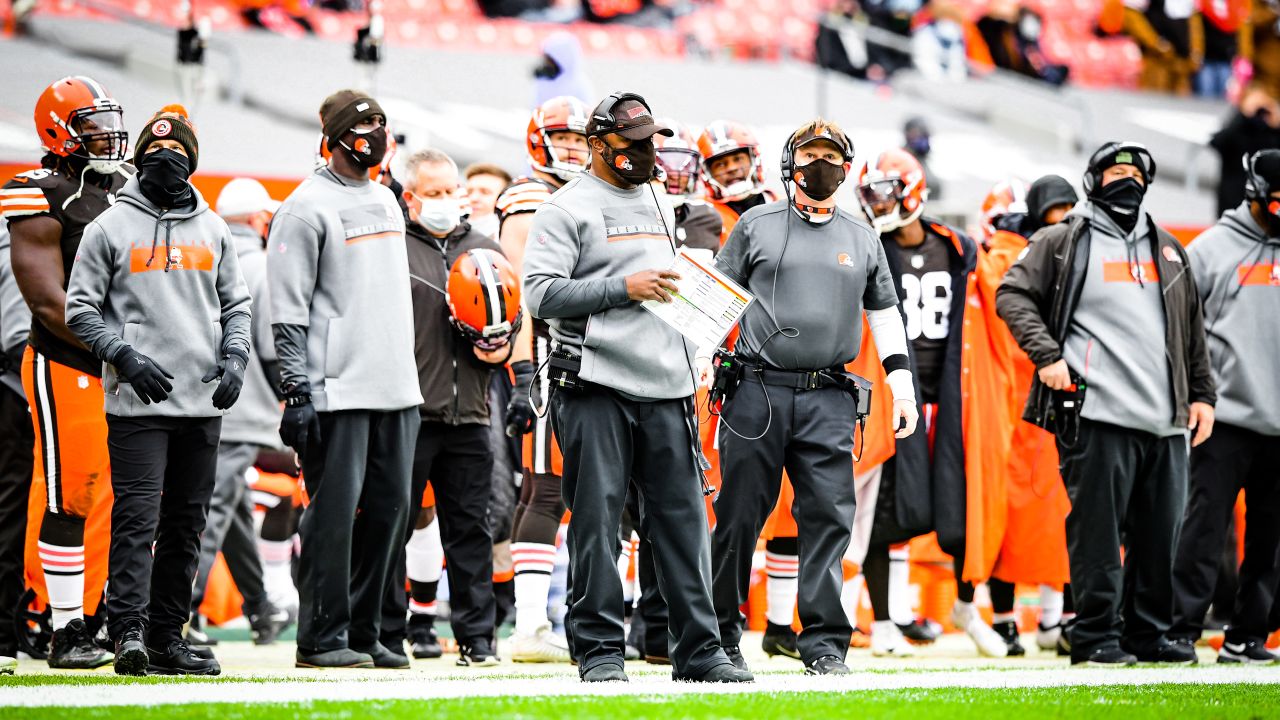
[339,126,387,170]
[1094,177,1145,232]
[596,137,656,186]
[533,55,561,80]
[138,149,193,209]
[791,159,846,201]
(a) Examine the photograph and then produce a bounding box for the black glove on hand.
[505,360,537,438]
[279,394,321,455]
[202,351,248,410]
[115,346,174,405]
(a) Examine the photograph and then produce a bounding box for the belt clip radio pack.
[709,348,744,406]
[838,370,873,421]
[1050,371,1087,444]
[548,348,584,392]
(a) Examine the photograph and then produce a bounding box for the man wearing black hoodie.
[1171,150,1280,664]
[386,148,506,666]
[997,142,1216,666]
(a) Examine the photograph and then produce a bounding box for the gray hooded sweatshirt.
[523,172,694,400]
[1187,203,1280,435]
[65,175,252,418]
[220,223,284,448]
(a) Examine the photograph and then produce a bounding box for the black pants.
[1056,419,1188,656]
[551,386,726,678]
[382,421,495,648]
[711,377,858,663]
[0,382,33,655]
[1171,422,1280,644]
[105,415,221,645]
[191,441,269,616]
[625,487,670,657]
[297,408,417,654]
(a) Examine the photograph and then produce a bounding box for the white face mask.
[414,195,461,235]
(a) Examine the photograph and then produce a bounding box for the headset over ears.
[1244,150,1280,216]
[779,123,856,178]
[588,91,653,137]
[1082,140,1157,195]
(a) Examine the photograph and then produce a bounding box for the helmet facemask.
[858,176,925,233]
[705,148,762,203]
[68,105,128,174]
[656,147,700,205]
[532,128,588,182]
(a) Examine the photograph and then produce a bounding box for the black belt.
[750,366,842,391]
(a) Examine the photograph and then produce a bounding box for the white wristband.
[885,369,915,404]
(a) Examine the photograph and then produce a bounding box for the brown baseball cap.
[587,94,674,141]
[790,121,852,159]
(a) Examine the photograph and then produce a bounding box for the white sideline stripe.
[2,667,1279,707]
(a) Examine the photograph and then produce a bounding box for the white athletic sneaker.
[509,624,572,663]
[1036,621,1061,652]
[871,620,915,657]
[0,655,15,675]
[951,602,1008,658]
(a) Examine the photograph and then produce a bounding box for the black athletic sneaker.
[1071,646,1137,666]
[1219,639,1279,665]
[804,655,851,676]
[407,615,443,659]
[724,645,748,671]
[897,618,940,645]
[49,618,113,669]
[762,621,801,659]
[247,603,291,646]
[992,620,1026,657]
[675,662,754,683]
[1127,638,1197,665]
[147,639,222,676]
[113,622,148,676]
[1057,619,1074,657]
[457,638,500,667]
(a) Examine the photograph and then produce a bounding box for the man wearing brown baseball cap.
[521,91,750,684]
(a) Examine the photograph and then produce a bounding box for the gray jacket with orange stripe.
[65,174,252,418]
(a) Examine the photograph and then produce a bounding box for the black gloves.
[505,360,537,438]
[114,346,174,405]
[279,391,321,455]
[202,350,248,410]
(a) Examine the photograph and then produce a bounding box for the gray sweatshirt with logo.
[522,173,695,400]
[65,175,252,418]
[1062,201,1179,437]
[1187,203,1280,435]
[266,168,422,412]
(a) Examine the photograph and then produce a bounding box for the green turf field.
[4,684,1279,720]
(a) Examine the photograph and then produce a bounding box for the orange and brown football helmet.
[697,120,764,203]
[653,118,701,199]
[314,128,397,182]
[34,76,127,173]
[447,248,523,351]
[527,96,589,182]
[980,177,1029,241]
[856,148,929,234]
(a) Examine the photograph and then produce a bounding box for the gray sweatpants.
[551,386,727,679]
[192,442,267,614]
